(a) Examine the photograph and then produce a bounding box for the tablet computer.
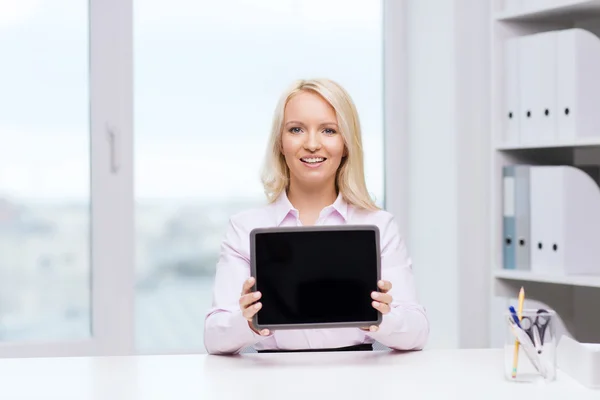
[249,225,381,331]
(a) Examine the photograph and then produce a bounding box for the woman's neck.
[287,183,338,226]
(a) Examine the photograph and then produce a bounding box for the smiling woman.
[281,90,347,220]
[203,78,429,354]
[262,79,378,226]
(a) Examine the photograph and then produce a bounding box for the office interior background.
[1,0,600,358]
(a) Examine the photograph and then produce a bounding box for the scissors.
[519,309,550,353]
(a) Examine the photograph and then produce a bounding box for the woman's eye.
[324,128,337,134]
[289,127,302,133]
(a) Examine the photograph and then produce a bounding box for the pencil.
[511,286,525,378]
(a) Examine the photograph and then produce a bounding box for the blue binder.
[503,166,516,270]
[503,165,531,270]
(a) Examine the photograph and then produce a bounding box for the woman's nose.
[304,131,321,151]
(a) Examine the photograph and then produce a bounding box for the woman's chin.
[293,174,335,189]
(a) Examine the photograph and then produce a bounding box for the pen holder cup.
[504,308,557,383]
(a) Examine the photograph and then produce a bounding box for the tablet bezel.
[249,224,382,331]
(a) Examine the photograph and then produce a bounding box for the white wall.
[406,0,459,349]
[400,0,491,349]
[454,0,492,349]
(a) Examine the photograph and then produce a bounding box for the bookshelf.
[490,0,600,347]
[494,269,600,288]
[495,0,600,22]
[495,137,600,150]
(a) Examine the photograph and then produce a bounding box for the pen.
[508,306,521,327]
[511,287,525,378]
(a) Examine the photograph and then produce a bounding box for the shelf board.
[494,269,600,288]
[495,0,600,22]
[495,137,600,150]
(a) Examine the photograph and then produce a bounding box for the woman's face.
[280,90,346,192]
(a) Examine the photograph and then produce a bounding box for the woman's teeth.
[301,157,325,164]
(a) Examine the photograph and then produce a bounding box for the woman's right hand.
[240,277,271,336]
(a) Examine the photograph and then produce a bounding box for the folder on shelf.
[503,166,516,270]
[514,166,531,271]
[502,165,531,270]
[518,31,557,146]
[556,28,600,141]
[517,34,537,145]
[503,37,520,145]
[530,165,600,275]
[501,28,600,146]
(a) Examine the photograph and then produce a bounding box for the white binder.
[503,38,520,145]
[535,31,557,145]
[518,32,556,145]
[556,28,600,141]
[530,166,600,275]
[514,166,531,270]
[530,166,555,272]
[518,34,538,145]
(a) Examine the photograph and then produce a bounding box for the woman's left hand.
[361,280,393,332]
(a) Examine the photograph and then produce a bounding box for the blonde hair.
[260,78,379,211]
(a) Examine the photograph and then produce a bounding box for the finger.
[241,277,256,295]
[248,321,270,336]
[371,291,392,304]
[378,280,392,293]
[242,301,262,320]
[372,300,391,314]
[360,326,379,332]
[239,291,261,308]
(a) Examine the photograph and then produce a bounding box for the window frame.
[0,0,135,358]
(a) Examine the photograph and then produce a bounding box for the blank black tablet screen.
[253,228,379,326]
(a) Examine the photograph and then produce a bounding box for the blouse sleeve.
[365,214,430,350]
[203,216,275,354]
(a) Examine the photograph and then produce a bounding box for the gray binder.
[514,166,531,271]
[502,166,516,270]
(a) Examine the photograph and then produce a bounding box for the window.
[0,0,132,358]
[134,0,384,353]
[0,0,91,342]
[0,0,384,356]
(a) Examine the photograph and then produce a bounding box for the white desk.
[0,349,597,399]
